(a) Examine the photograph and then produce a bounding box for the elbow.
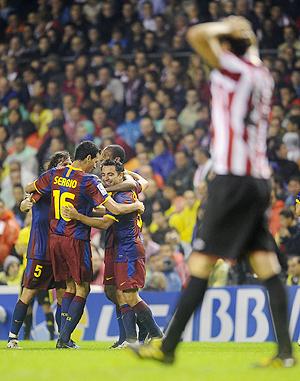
[142,180,149,191]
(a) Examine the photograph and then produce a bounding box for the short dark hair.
[105,144,126,163]
[220,36,251,56]
[100,159,124,173]
[12,183,23,190]
[280,209,294,219]
[74,141,99,161]
[48,151,70,170]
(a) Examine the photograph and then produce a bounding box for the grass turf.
[0,342,299,381]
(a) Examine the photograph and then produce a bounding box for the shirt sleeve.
[296,193,300,204]
[31,192,42,203]
[86,176,109,208]
[134,180,142,194]
[34,169,54,195]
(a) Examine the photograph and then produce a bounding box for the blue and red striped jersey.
[27,193,51,261]
[34,165,108,241]
[105,183,144,262]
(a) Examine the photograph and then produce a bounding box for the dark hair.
[280,209,294,219]
[105,144,126,163]
[100,159,124,173]
[220,36,251,56]
[74,141,99,161]
[12,183,23,190]
[48,151,70,170]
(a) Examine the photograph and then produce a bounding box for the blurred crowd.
[0,0,299,292]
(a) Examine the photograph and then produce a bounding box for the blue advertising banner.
[0,286,299,342]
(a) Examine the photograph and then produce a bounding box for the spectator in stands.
[178,89,202,133]
[273,141,299,184]
[276,209,300,256]
[0,255,22,285]
[193,148,213,189]
[168,151,195,195]
[285,177,300,207]
[116,108,141,149]
[286,257,300,286]
[5,134,38,176]
[0,199,20,266]
[150,137,175,182]
[11,183,25,227]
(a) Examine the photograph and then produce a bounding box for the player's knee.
[56,288,65,305]
[75,282,90,298]
[188,252,216,279]
[104,285,117,304]
[66,280,76,294]
[122,289,139,307]
[20,288,37,305]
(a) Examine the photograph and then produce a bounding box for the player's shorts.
[22,259,65,290]
[114,257,146,291]
[103,248,115,286]
[192,175,275,260]
[49,234,92,284]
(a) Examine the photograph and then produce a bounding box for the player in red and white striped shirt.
[131,16,295,368]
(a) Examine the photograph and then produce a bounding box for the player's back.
[210,51,274,179]
[27,195,51,261]
[35,165,107,241]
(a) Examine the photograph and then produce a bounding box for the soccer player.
[7,151,72,349]
[130,16,295,367]
[99,144,149,347]
[63,159,163,346]
[26,141,144,348]
[296,192,300,217]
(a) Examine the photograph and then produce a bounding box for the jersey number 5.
[53,190,75,222]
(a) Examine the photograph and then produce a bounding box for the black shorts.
[192,175,275,259]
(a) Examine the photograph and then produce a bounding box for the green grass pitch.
[0,342,299,381]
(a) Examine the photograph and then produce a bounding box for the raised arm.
[62,205,114,230]
[104,197,144,215]
[186,17,256,69]
[126,171,149,191]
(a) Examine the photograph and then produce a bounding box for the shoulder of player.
[113,190,134,202]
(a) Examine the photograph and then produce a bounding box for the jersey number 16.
[53,190,75,222]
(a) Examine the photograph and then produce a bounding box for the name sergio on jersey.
[53,176,78,188]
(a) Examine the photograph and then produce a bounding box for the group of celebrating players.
[7,141,162,349]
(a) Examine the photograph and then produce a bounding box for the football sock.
[120,304,137,343]
[45,312,55,340]
[55,304,62,332]
[61,292,75,331]
[264,275,292,357]
[162,276,208,354]
[137,318,149,342]
[116,306,126,344]
[60,296,85,343]
[133,301,162,338]
[23,312,33,340]
[9,300,29,338]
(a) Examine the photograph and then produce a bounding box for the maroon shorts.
[114,257,146,291]
[103,248,115,286]
[49,234,92,284]
[22,259,65,290]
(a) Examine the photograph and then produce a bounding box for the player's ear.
[86,154,92,162]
